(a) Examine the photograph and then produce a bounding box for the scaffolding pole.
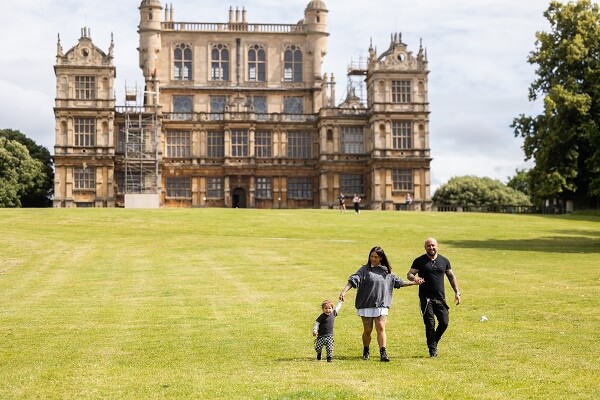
[122,87,160,207]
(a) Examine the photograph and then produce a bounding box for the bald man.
[407,238,461,358]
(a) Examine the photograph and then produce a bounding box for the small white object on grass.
[480,315,488,322]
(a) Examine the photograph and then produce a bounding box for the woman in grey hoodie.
[339,246,418,361]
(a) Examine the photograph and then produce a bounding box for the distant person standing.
[405,194,412,210]
[352,193,361,214]
[338,193,346,212]
[407,237,461,358]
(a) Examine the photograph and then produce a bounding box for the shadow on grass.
[276,354,429,362]
[447,230,600,254]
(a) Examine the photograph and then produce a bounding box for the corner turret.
[304,0,328,32]
[304,0,329,80]
[138,0,162,79]
[138,0,162,105]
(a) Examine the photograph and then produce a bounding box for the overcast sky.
[0,0,553,191]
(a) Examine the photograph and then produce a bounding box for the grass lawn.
[0,208,599,399]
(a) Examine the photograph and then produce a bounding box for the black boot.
[380,347,390,362]
[429,342,438,358]
[362,347,370,360]
[317,352,322,360]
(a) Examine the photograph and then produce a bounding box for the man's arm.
[407,267,424,285]
[446,269,461,305]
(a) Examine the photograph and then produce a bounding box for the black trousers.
[420,297,449,350]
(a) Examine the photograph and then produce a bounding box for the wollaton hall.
[52,0,432,209]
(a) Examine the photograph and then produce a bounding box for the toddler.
[312,299,342,362]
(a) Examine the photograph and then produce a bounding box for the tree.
[432,176,532,209]
[0,137,45,207]
[0,129,53,207]
[507,168,531,196]
[511,0,600,208]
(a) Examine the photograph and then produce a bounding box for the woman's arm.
[339,283,352,301]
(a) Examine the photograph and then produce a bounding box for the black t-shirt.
[411,254,451,300]
[316,311,337,336]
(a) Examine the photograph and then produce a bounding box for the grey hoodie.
[347,264,406,309]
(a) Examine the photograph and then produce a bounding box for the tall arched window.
[284,45,302,82]
[248,44,266,82]
[211,44,229,81]
[173,44,192,80]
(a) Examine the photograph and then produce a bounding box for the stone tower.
[304,0,329,111]
[53,28,117,207]
[138,0,162,106]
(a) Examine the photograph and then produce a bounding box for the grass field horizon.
[1,208,599,399]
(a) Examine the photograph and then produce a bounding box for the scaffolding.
[344,57,368,106]
[121,85,160,201]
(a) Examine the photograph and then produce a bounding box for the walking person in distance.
[352,193,361,214]
[338,193,346,212]
[407,237,461,357]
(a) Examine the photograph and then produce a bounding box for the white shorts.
[357,307,389,317]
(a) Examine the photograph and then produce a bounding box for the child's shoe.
[317,352,322,360]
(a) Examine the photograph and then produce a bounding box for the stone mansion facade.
[52,0,432,209]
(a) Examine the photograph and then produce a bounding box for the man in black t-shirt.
[407,237,461,357]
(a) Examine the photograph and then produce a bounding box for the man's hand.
[454,293,461,305]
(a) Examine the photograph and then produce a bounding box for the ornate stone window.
[165,130,191,158]
[393,169,413,191]
[248,44,266,82]
[253,96,266,112]
[231,130,248,157]
[287,131,311,158]
[392,121,412,149]
[340,174,364,196]
[288,177,312,199]
[283,97,304,114]
[210,96,227,120]
[284,45,302,82]
[173,43,192,80]
[255,130,272,158]
[165,177,191,198]
[255,177,272,199]
[207,177,224,198]
[74,118,95,146]
[74,167,94,190]
[173,96,193,120]
[207,131,224,158]
[340,126,365,154]
[392,80,411,103]
[75,76,95,99]
[211,44,229,81]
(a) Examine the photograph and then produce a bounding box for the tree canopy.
[433,176,532,208]
[0,137,46,207]
[507,169,531,197]
[511,0,600,208]
[0,129,53,207]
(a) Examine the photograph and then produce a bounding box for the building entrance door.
[232,188,246,208]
